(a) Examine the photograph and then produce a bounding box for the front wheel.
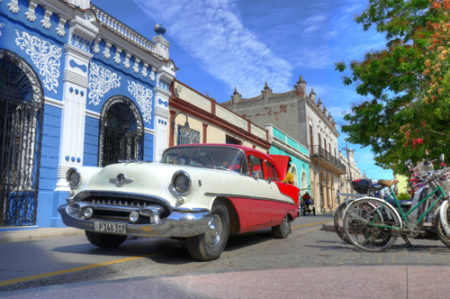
[272,215,291,238]
[185,202,230,261]
[85,231,127,249]
[436,202,450,248]
[334,200,352,244]
[343,198,400,252]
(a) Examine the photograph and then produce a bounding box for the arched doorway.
[98,96,144,166]
[0,49,44,226]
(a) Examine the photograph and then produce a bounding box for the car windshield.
[161,146,248,174]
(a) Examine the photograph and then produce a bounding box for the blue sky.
[91,0,394,180]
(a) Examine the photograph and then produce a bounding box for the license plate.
[94,222,126,234]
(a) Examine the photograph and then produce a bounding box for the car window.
[248,155,264,179]
[162,146,248,175]
[265,161,279,181]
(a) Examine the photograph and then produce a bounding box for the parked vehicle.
[342,156,450,251]
[59,144,300,260]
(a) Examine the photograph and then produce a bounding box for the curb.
[0,227,84,243]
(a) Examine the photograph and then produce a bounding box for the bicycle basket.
[351,179,370,194]
[440,171,450,198]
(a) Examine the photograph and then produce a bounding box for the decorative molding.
[123,52,131,68]
[92,38,100,53]
[25,1,37,21]
[0,23,4,37]
[8,0,19,14]
[44,96,64,109]
[88,62,121,106]
[41,9,53,29]
[142,63,148,77]
[113,47,122,64]
[69,59,87,73]
[71,34,90,52]
[86,109,101,119]
[127,80,153,124]
[56,18,66,36]
[15,30,62,93]
[103,42,111,59]
[133,57,140,73]
[150,67,155,81]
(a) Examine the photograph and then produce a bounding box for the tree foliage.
[336,0,449,174]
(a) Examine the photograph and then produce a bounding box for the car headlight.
[66,167,81,189]
[171,170,191,195]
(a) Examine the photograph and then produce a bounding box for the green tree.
[336,0,449,174]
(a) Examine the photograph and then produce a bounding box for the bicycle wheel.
[343,198,401,252]
[333,200,353,244]
[436,202,450,248]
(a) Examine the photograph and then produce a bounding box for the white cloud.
[133,0,293,97]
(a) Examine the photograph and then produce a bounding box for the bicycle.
[342,170,448,251]
[334,179,383,244]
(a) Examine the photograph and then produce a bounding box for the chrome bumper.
[58,204,211,238]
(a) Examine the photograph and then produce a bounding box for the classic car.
[58,144,300,260]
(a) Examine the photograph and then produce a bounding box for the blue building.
[0,0,175,228]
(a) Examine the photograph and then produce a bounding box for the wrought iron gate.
[99,97,143,167]
[0,50,43,226]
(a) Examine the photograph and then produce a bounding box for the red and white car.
[59,144,300,260]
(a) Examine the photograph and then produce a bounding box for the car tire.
[272,215,291,238]
[85,231,127,249]
[185,202,230,261]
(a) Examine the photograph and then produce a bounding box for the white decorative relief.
[128,80,153,123]
[25,1,37,21]
[123,52,131,68]
[92,38,100,53]
[142,63,148,77]
[56,18,66,36]
[15,30,62,93]
[88,62,121,106]
[8,0,19,13]
[41,9,52,29]
[114,48,122,64]
[150,67,155,81]
[103,42,111,59]
[0,23,4,37]
[133,57,140,73]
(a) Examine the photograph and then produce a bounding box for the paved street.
[1,215,450,298]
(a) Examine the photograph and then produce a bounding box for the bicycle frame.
[369,185,446,230]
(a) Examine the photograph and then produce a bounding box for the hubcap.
[205,214,222,247]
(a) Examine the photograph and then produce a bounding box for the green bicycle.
[343,174,449,252]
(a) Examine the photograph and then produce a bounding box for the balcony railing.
[91,6,155,54]
[310,145,346,173]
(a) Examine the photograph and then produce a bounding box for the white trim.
[86,109,100,119]
[145,127,155,135]
[45,96,63,108]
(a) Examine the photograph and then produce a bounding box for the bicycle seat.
[377,179,399,187]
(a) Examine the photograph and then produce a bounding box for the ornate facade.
[0,0,175,227]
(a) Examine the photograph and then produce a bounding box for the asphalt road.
[1,215,450,298]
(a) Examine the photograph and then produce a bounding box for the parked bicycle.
[342,156,449,251]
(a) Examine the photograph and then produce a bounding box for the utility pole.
[343,141,353,194]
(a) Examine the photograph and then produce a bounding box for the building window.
[226,135,241,145]
[99,96,144,166]
[0,49,44,226]
[177,125,200,145]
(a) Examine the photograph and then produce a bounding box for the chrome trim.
[109,173,135,187]
[204,192,296,205]
[170,170,191,196]
[58,204,211,238]
[66,167,81,189]
[70,191,173,212]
